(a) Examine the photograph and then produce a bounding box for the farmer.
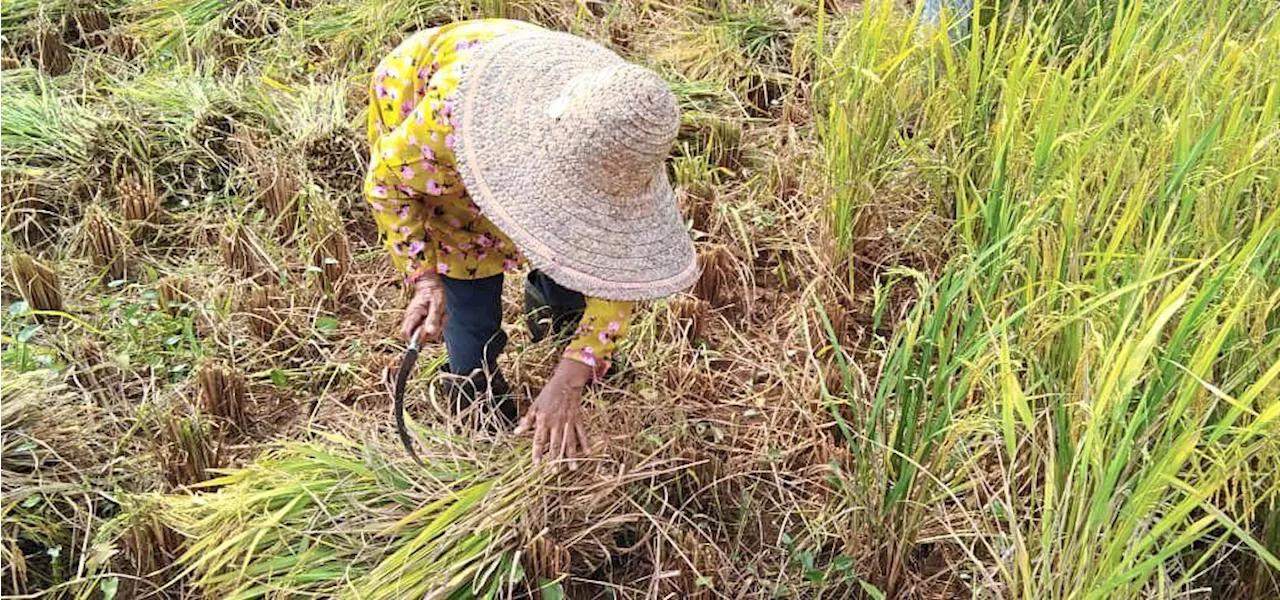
[365,20,697,466]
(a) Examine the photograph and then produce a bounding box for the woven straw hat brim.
[454,30,697,301]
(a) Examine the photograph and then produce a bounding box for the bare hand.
[515,358,594,470]
[402,273,446,344]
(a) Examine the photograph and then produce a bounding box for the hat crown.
[548,64,679,200]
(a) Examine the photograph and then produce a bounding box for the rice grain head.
[8,252,62,313]
[197,361,249,431]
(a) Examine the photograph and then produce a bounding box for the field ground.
[1,1,1277,598]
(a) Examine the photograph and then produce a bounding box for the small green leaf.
[269,368,289,387]
[17,324,42,343]
[538,580,564,600]
[833,555,853,571]
[857,579,886,600]
[21,495,41,508]
[316,316,339,332]
[100,576,119,600]
[694,575,714,587]
[780,532,793,548]
[47,545,61,560]
[805,568,825,584]
[9,301,30,316]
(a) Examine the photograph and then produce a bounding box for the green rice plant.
[0,70,95,169]
[160,431,544,599]
[819,0,1279,596]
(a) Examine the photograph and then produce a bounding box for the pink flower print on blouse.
[397,205,411,220]
[578,346,598,367]
[400,99,415,118]
[371,201,385,212]
[375,80,390,99]
[607,321,622,333]
[476,233,495,248]
[436,262,450,274]
[426,179,443,195]
[415,110,425,125]
[407,240,426,256]
[502,258,520,271]
[466,199,482,217]
[444,133,456,149]
[371,184,388,197]
[398,226,412,237]
[447,216,462,229]
[400,165,415,180]
[407,134,418,146]
[597,330,611,344]
[420,145,436,161]
[395,184,415,196]
[476,251,489,261]
[418,160,437,174]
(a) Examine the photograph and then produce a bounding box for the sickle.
[393,335,426,467]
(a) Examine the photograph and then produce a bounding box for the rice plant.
[820,0,1279,596]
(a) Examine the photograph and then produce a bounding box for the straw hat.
[454,29,697,301]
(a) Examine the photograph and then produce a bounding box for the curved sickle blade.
[393,344,426,467]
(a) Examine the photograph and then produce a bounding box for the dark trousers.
[441,270,585,376]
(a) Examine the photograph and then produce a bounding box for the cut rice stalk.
[309,228,351,298]
[219,221,271,280]
[156,275,192,316]
[8,252,62,313]
[117,171,161,226]
[197,361,250,431]
[693,244,738,309]
[35,19,70,76]
[79,205,131,282]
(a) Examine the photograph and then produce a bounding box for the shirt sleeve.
[563,298,635,378]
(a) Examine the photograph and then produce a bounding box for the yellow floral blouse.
[365,19,634,375]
